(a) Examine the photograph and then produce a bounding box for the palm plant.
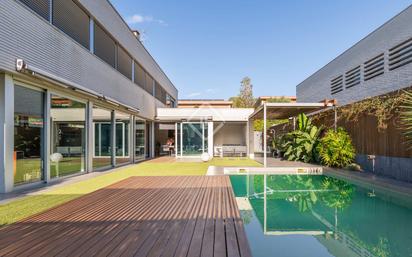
[282,113,323,163]
[401,90,412,146]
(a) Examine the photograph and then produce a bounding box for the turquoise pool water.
[230,175,412,257]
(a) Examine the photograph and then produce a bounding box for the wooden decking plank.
[214,176,227,257]
[145,177,206,257]
[0,177,145,249]
[1,178,151,257]
[1,178,145,255]
[0,176,252,257]
[84,177,184,257]
[110,177,191,257]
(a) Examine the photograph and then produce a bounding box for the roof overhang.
[249,102,336,120]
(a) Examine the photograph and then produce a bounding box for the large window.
[14,85,44,185]
[135,119,145,161]
[93,106,112,169]
[53,0,90,49]
[115,112,131,165]
[117,46,132,80]
[19,0,49,20]
[134,62,146,89]
[176,123,208,157]
[50,95,86,178]
[94,23,116,68]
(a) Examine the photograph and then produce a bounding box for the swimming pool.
[230,174,412,257]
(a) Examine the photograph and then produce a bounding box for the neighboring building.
[297,5,412,105]
[0,0,177,193]
[254,96,296,108]
[178,99,233,108]
[296,5,412,182]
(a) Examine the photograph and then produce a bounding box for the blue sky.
[110,0,412,100]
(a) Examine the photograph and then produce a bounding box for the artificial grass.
[0,157,260,226]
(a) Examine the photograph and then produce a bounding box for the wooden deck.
[0,176,252,257]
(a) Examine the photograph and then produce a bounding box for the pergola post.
[263,103,267,168]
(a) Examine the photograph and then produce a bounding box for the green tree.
[232,77,255,108]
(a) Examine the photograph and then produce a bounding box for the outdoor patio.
[0,176,251,257]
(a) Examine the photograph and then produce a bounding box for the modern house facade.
[296,5,412,181]
[0,0,178,193]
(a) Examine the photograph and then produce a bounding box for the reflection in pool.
[230,175,412,257]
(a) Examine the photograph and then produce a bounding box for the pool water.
[230,175,412,257]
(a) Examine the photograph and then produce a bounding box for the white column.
[86,101,93,173]
[0,74,14,193]
[208,122,214,159]
[150,122,155,158]
[263,103,267,168]
[44,91,51,182]
[111,111,116,167]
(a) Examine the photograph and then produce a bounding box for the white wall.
[213,123,247,146]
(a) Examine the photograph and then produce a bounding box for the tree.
[232,77,255,108]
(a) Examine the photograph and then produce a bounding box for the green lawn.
[0,157,260,227]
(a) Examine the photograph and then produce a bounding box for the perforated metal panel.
[53,0,90,49]
[94,22,116,68]
[18,0,49,20]
[117,46,132,80]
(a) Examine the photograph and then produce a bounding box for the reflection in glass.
[135,119,145,161]
[182,123,208,156]
[50,95,86,178]
[116,112,130,165]
[93,107,112,169]
[14,85,44,185]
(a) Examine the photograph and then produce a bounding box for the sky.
[110,0,412,100]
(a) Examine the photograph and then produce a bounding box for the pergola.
[248,101,337,167]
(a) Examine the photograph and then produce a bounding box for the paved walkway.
[0,176,251,257]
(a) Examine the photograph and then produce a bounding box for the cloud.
[126,14,167,26]
[186,92,202,97]
[186,88,218,98]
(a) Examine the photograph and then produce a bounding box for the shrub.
[317,128,356,168]
[282,113,322,163]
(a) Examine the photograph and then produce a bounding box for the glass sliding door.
[93,106,112,169]
[115,111,131,165]
[182,123,205,156]
[50,95,86,178]
[135,119,145,161]
[14,85,45,185]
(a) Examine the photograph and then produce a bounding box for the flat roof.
[249,102,335,120]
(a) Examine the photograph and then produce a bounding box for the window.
[134,62,146,89]
[94,23,116,68]
[176,123,208,157]
[14,85,45,185]
[155,81,167,104]
[50,95,86,178]
[145,73,154,95]
[330,75,343,95]
[19,0,50,20]
[345,66,361,89]
[135,119,146,161]
[389,37,412,71]
[364,53,384,81]
[117,46,132,80]
[53,0,90,49]
[93,106,112,169]
[115,111,131,165]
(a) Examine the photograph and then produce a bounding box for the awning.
[249,102,335,120]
